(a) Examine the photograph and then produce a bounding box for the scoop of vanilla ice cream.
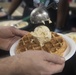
[31,25,51,46]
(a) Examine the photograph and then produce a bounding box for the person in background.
[0,0,68,32]
[55,0,76,32]
[68,16,76,32]
[0,26,65,75]
[6,0,52,18]
[54,0,69,32]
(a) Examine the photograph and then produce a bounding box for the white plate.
[10,33,76,61]
[0,20,28,29]
[65,32,76,43]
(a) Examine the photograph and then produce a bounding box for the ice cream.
[31,25,51,46]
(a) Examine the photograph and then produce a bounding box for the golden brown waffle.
[16,32,67,56]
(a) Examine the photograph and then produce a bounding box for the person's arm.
[0,51,65,75]
[0,55,23,75]
[55,0,69,31]
[7,0,23,15]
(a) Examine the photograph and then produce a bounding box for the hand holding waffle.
[14,50,65,75]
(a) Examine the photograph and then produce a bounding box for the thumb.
[12,27,29,37]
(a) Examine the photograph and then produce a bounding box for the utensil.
[12,1,58,25]
[13,0,46,25]
[30,2,58,24]
[30,6,50,24]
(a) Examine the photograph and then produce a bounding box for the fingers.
[49,64,65,74]
[18,51,65,75]
[40,57,65,75]
[37,58,65,75]
[44,63,65,75]
[11,27,29,37]
[7,36,21,50]
[43,51,65,64]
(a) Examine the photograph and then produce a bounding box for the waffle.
[16,32,67,56]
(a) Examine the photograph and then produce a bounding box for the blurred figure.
[6,0,52,18]
[54,0,69,32]
[1,0,69,32]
